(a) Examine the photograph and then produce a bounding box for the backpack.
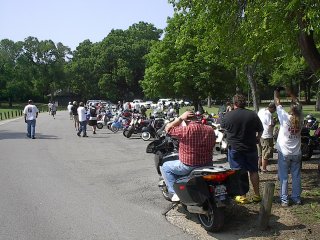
[90,106,96,116]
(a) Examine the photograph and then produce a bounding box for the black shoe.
[27,134,31,138]
[77,132,81,137]
[83,135,88,137]
[32,136,36,139]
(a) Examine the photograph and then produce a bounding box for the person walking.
[88,103,98,134]
[71,101,79,131]
[160,111,215,202]
[274,87,303,207]
[77,102,88,137]
[257,102,277,172]
[23,100,39,139]
[221,94,263,204]
[67,102,73,120]
[51,101,57,119]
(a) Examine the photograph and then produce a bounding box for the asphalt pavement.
[0,111,204,240]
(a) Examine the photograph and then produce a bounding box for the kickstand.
[162,202,179,216]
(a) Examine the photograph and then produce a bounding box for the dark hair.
[28,100,33,104]
[233,94,246,108]
[79,102,84,107]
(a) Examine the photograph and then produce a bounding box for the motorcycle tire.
[141,132,151,141]
[111,126,119,133]
[198,202,224,232]
[123,129,129,137]
[97,123,104,129]
[301,142,313,161]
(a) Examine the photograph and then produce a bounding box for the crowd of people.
[24,87,309,207]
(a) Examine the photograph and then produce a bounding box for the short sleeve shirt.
[258,108,274,139]
[168,122,215,166]
[23,104,39,120]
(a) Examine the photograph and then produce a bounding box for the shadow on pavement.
[0,130,58,140]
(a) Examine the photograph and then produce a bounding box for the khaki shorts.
[73,115,79,123]
[258,138,274,160]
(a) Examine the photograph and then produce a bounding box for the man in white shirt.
[23,100,39,139]
[67,102,73,120]
[257,102,276,172]
[77,102,88,137]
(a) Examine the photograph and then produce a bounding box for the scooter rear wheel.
[197,203,224,232]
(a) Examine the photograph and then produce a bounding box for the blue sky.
[0,0,174,50]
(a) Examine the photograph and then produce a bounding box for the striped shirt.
[168,121,215,166]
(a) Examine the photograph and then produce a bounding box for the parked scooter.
[123,115,149,138]
[141,117,165,141]
[97,110,114,129]
[146,135,249,232]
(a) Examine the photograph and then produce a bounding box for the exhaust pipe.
[187,206,207,214]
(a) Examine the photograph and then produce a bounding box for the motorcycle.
[123,115,150,138]
[146,135,249,232]
[301,115,320,161]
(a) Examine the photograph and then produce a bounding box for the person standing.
[23,100,39,139]
[257,102,277,172]
[77,102,88,137]
[221,94,263,204]
[274,88,303,207]
[160,111,215,202]
[67,102,73,120]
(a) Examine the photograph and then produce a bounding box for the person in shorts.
[221,94,263,204]
[257,102,276,172]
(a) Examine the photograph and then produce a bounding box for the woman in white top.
[274,88,303,207]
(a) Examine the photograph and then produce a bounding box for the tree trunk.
[298,28,320,111]
[207,96,212,108]
[298,30,320,74]
[246,65,259,112]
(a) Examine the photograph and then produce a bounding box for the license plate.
[215,185,227,196]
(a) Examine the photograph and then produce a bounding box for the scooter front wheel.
[141,132,151,141]
[111,126,119,133]
[198,203,224,232]
[97,123,104,129]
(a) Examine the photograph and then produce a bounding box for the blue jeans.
[160,160,196,195]
[26,119,36,138]
[78,121,87,136]
[278,151,301,204]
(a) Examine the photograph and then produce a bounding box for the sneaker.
[235,196,250,204]
[292,199,302,205]
[171,194,180,202]
[252,195,262,203]
[31,136,36,139]
[281,201,289,207]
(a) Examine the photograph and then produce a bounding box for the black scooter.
[146,135,249,232]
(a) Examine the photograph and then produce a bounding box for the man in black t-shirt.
[221,94,263,204]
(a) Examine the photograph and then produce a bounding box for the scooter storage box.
[173,176,209,205]
[226,169,249,197]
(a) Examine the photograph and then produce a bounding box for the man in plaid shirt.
[160,111,216,202]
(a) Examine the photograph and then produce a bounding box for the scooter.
[141,117,165,141]
[146,135,249,232]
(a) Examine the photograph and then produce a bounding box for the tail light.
[202,170,236,182]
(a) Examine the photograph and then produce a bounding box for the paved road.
[0,111,202,240]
